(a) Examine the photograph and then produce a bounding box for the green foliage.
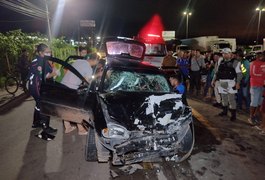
[0,76,6,89]
[51,37,76,60]
[0,29,76,76]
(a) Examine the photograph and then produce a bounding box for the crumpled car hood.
[100,92,185,131]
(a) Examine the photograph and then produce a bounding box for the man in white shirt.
[61,53,99,135]
[61,53,98,89]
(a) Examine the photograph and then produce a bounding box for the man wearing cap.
[212,48,243,121]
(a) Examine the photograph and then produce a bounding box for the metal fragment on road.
[119,164,143,175]
[110,170,119,178]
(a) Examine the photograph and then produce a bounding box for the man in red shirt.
[249,52,265,125]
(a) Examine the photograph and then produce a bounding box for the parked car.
[39,37,195,165]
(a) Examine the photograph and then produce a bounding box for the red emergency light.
[137,14,165,44]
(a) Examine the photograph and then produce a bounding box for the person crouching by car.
[28,43,58,140]
[211,48,243,121]
[61,53,99,135]
[169,73,188,105]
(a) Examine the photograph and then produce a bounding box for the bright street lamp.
[183,11,192,38]
[255,7,265,44]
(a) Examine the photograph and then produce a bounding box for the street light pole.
[256,7,265,44]
[45,0,52,42]
[183,11,192,38]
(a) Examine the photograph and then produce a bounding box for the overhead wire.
[0,0,49,20]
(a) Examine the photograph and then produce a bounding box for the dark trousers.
[29,81,50,127]
[204,72,212,97]
[189,70,201,94]
[237,83,250,109]
[20,71,28,91]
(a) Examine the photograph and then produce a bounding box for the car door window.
[42,56,89,89]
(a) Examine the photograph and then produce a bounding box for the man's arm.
[200,57,206,68]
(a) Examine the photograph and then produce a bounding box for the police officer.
[28,43,57,139]
[212,48,243,121]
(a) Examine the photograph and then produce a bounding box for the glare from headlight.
[102,123,130,139]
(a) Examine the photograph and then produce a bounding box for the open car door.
[39,56,94,124]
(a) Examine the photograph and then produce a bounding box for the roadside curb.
[0,93,30,114]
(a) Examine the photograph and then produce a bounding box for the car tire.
[85,128,97,161]
[167,123,195,163]
[178,123,195,162]
[180,123,194,153]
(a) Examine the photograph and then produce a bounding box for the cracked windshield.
[104,70,170,93]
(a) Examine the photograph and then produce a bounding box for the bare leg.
[64,120,76,133]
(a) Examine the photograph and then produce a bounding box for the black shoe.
[36,130,55,141]
[230,109,236,121]
[218,112,227,116]
[43,126,58,134]
[218,106,228,116]
[213,103,221,108]
[32,123,42,128]
[230,117,236,121]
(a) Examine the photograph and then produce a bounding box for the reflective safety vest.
[241,63,247,77]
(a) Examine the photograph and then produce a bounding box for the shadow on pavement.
[0,93,30,115]
[16,129,48,180]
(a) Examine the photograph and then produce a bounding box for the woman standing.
[28,43,57,139]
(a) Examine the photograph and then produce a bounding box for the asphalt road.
[0,97,265,180]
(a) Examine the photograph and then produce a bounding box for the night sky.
[0,0,264,44]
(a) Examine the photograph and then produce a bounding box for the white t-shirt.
[61,60,93,89]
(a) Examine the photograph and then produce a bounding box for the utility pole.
[45,0,52,42]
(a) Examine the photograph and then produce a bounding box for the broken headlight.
[102,123,130,139]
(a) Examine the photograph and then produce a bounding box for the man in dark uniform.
[212,48,243,121]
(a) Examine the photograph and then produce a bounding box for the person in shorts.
[248,52,265,125]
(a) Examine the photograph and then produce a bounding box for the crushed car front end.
[97,93,194,165]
